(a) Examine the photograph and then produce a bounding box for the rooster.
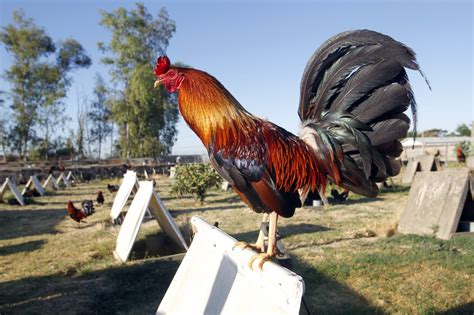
[96,191,105,205]
[66,201,87,223]
[456,145,466,163]
[66,200,95,223]
[153,30,429,268]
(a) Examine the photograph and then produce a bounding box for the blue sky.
[1,0,472,155]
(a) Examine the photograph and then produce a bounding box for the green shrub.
[171,163,222,203]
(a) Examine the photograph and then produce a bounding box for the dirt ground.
[0,171,473,314]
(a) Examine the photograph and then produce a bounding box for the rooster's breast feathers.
[208,119,326,217]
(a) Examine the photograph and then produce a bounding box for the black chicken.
[96,191,105,205]
[330,189,349,202]
[23,188,40,197]
[107,184,119,193]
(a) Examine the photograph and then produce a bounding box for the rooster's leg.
[254,213,268,252]
[267,211,278,256]
[248,212,278,270]
[233,213,268,253]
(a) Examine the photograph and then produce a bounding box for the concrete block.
[398,168,470,240]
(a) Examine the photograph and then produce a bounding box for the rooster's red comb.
[154,56,171,77]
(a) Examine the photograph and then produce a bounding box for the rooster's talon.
[233,241,263,252]
[248,253,274,270]
[233,241,251,250]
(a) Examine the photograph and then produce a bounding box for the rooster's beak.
[153,79,163,88]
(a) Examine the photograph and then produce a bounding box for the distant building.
[401,136,471,162]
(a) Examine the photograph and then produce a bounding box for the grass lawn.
[0,172,473,314]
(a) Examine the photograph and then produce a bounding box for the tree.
[65,132,75,160]
[99,3,179,158]
[0,92,8,161]
[88,75,112,159]
[75,111,87,159]
[0,10,91,159]
[98,4,175,81]
[453,123,471,137]
[115,64,178,157]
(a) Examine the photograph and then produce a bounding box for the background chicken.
[23,188,40,198]
[66,200,95,223]
[330,188,349,203]
[153,30,429,267]
[81,200,95,216]
[107,183,119,193]
[96,191,105,205]
[456,145,466,163]
[66,201,86,223]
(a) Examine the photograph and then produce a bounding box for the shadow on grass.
[292,256,385,314]
[231,223,332,245]
[171,204,244,216]
[34,200,63,206]
[280,223,332,236]
[129,234,186,260]
[160,194,194,201]
[338,197,383,205]
[35,200,95,206]
[436,302,474,314]
[0,208,65,241]
[53,190,97,196]
[0,257,181,314]
[160,192,222,202]
[0,239,46,256]
[208,194,241,204]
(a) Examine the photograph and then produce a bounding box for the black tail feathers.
[298,30,429,197]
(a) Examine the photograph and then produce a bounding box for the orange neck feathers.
[177,68,257,150]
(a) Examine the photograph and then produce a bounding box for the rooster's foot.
[248,253,274,270]
[233,241,264,253]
